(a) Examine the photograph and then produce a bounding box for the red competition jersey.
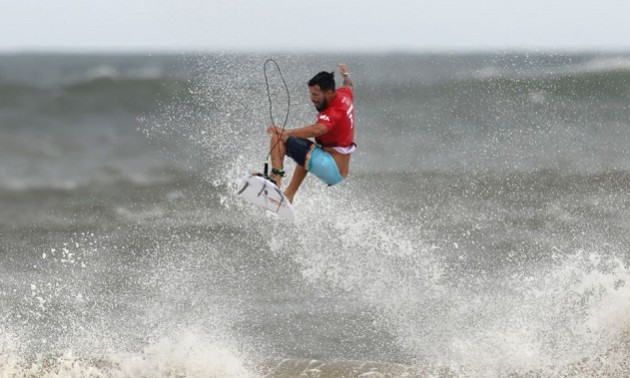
[315,87,355,148]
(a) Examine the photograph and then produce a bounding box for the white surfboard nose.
[237,174,295,222]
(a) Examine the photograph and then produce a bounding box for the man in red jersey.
[267,64,356,203]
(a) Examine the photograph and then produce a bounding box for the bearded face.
[309,85,329,112]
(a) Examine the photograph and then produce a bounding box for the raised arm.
[339,63,353,88]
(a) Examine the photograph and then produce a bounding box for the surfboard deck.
[236,174,295,221]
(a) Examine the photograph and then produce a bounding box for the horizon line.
[1,46,630,56]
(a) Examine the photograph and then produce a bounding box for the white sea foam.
[0,330,253,378]
[258,174,630,375]
[162,54,630,375]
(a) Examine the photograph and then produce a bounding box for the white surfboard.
[236,174,295,221]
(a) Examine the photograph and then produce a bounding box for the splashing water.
[6,53,630,377]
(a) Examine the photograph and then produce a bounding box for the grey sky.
[1,0,629,52]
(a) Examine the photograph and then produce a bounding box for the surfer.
[267,64,355,203]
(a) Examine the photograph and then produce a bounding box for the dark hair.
[308,71,335,92]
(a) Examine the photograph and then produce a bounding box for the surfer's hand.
[339,64,353,87]
[267,126,283,136]
[339,63,349,76]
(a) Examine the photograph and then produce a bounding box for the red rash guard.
[315,87,355,148]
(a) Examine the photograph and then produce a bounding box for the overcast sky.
[1,0,629,53]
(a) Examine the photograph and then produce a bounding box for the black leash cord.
[263,59,291,171]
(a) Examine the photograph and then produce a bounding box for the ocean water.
[2,52,630,377]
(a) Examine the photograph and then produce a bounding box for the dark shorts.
[285,136,314,167]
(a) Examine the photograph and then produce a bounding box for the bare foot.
[270,174,282,188]
[284,191,295,203]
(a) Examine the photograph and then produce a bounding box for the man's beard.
[315,98,328,112]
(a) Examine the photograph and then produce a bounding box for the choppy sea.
[2,52,630,377]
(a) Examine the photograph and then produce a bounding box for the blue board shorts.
[285,137,344,186]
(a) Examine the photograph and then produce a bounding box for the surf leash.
[262,59,290,178]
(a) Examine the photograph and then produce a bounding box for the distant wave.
[469,55,630,80]
[563,56,630,75]
[425,68,630,101]
[0,166,193,192]
[83,64,166,81]
[2,63,628,104]
[62,76,182,94]
[0,76,186,100]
